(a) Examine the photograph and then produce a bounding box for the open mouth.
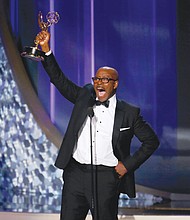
[97,88,106,97]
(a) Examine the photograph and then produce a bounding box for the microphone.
[87,106,98,219]
[87,107,94,118]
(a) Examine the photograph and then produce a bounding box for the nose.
[97,79,103,84]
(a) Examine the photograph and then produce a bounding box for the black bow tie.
[95,100,110,108]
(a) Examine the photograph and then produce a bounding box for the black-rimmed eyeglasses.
[92,77,118,84]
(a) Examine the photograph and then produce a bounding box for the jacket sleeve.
[123,108,160,172]
[42,53,81,104]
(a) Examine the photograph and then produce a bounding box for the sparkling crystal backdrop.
[0,36,63,212]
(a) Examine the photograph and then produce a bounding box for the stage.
[0,212,190,220]
[0,196,190,220]
[0,189,190,220]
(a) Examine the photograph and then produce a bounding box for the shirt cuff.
[45,50,52,56]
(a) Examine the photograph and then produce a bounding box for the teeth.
[97,88,105,91]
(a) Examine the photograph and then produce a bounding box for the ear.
[113,80,119,89]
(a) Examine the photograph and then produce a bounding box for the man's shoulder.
[83,83,94,91]
[117,99,140,113]
[83,83,95,96]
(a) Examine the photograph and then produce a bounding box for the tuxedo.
[42,53,159,200]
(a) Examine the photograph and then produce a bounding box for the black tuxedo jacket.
[42,53,159,198]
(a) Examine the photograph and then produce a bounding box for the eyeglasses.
[92,77,118,84]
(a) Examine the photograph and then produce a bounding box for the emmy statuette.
[21,11,59,61]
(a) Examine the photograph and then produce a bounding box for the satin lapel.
[112,100,125,149]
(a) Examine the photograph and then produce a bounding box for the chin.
[98,97,107,102]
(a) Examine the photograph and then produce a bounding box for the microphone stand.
[87,107,98,220]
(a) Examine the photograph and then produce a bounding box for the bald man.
[36,31,159,220]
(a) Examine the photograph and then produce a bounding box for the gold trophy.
[21,11,60,61]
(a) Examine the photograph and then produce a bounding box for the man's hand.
[35,31,50,53]
[115,161,127,178]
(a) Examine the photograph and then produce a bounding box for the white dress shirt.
[73,95,118,166]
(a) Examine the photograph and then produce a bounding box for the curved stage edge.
[0,212,190,220]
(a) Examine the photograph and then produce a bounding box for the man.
[36,31,159,220]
